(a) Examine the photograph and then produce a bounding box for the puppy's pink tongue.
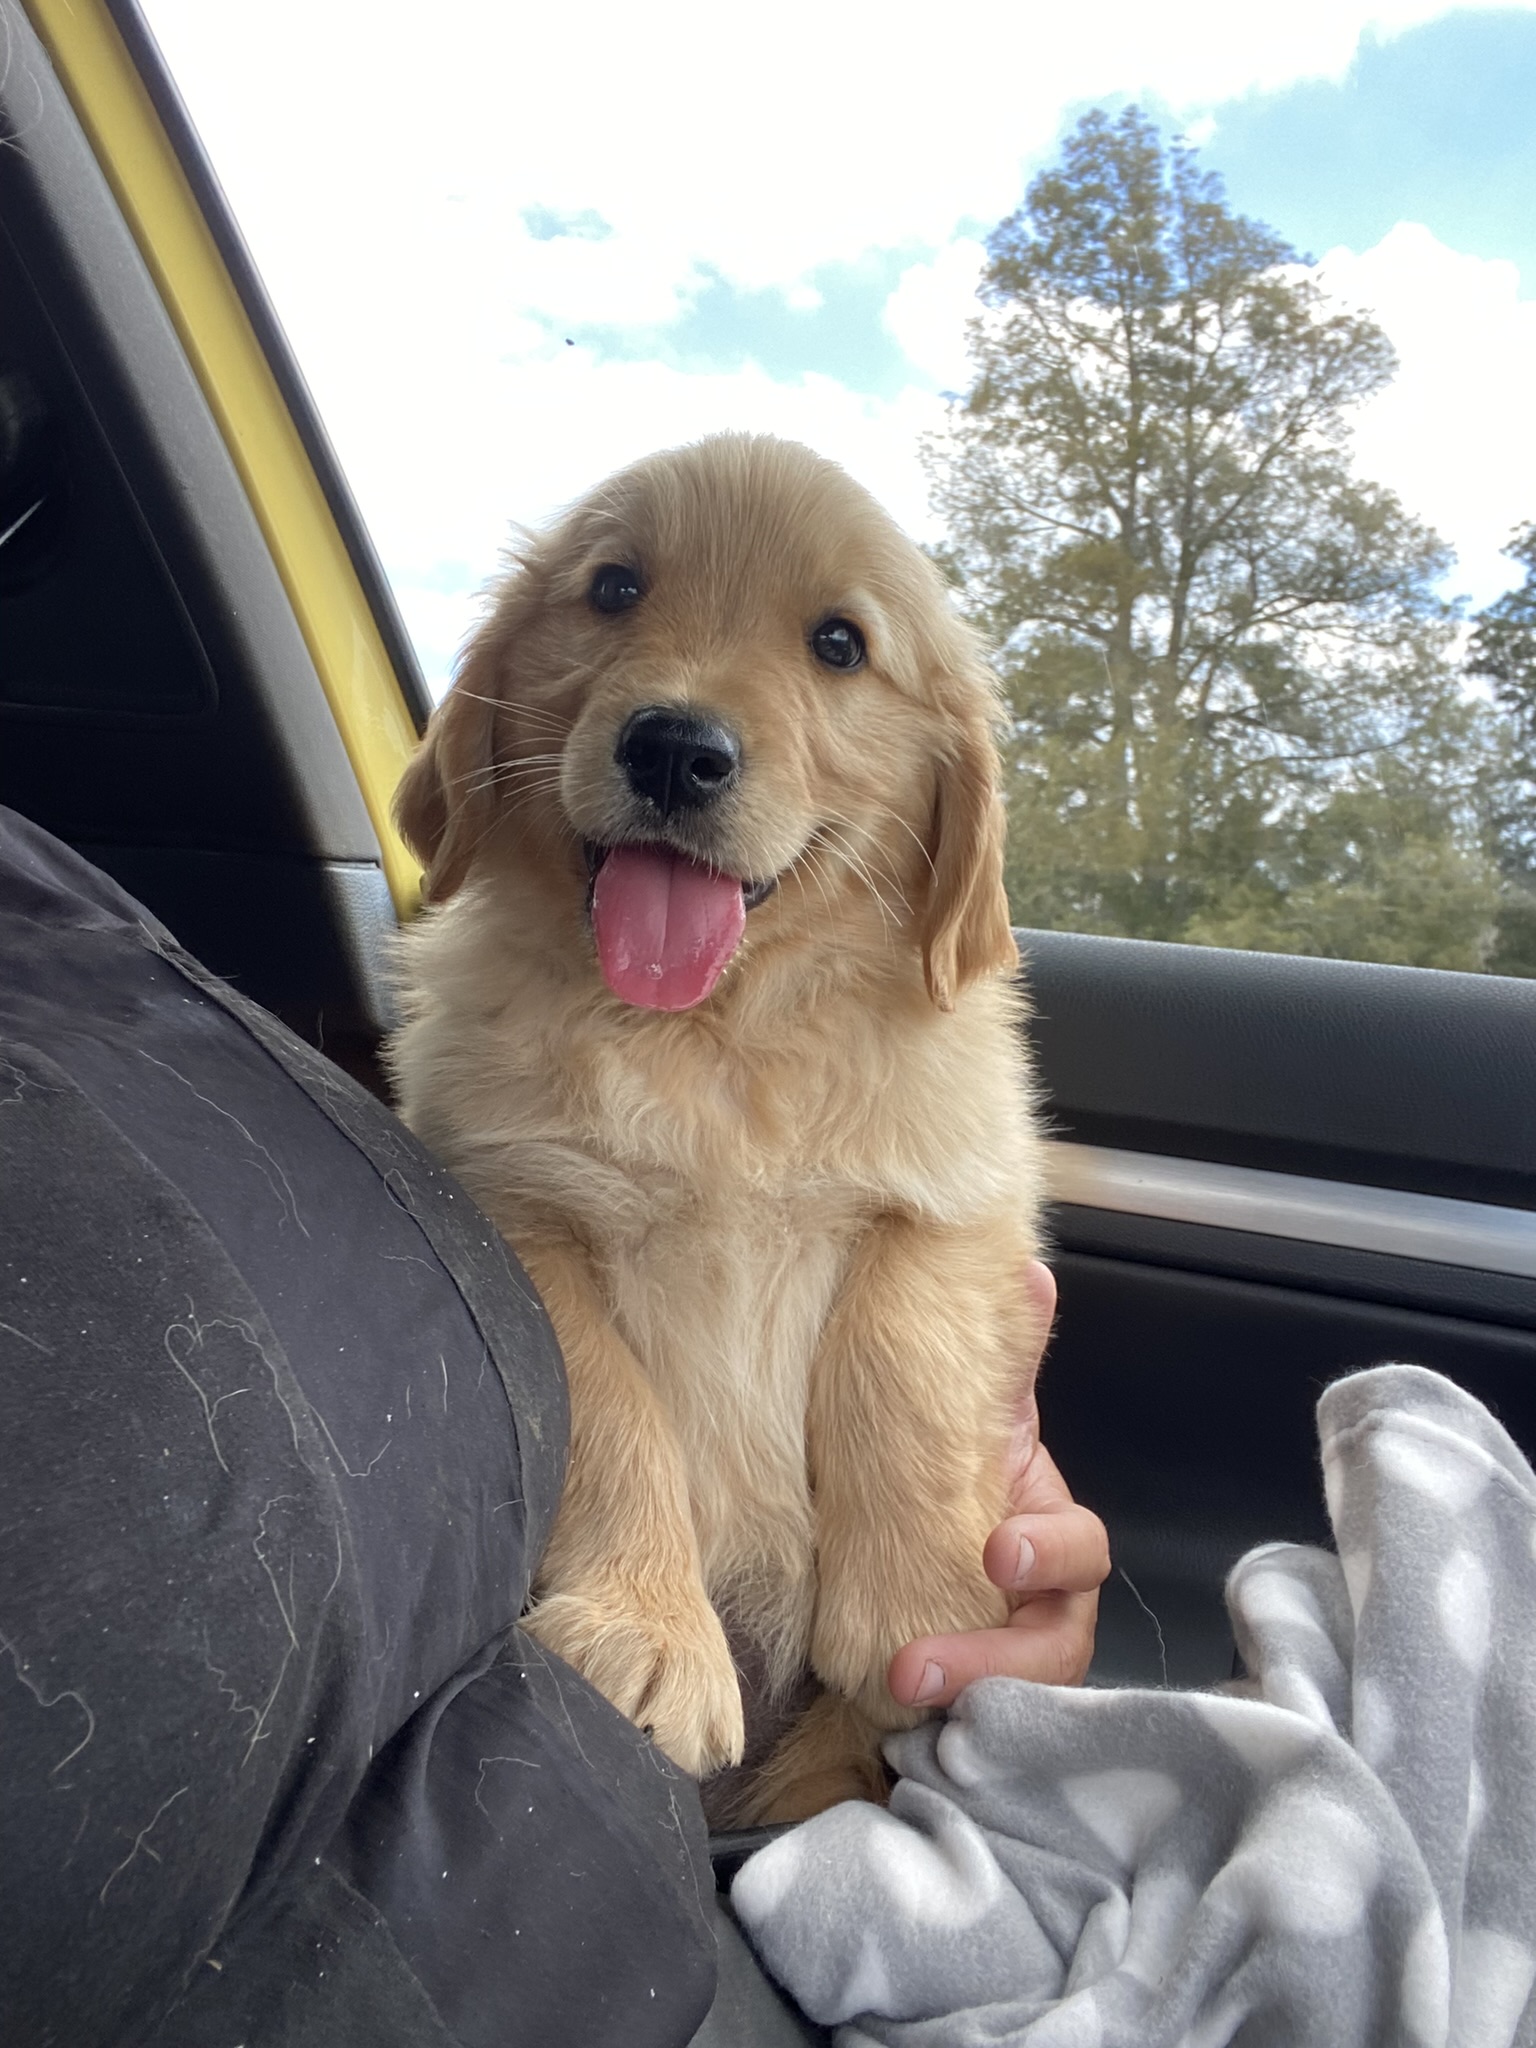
[591,846,746,1010]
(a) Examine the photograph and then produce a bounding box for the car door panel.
[1021,929,1536,1688]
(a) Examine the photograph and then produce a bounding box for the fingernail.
[914,1659,947,1704]
[1010,1536,1037,1590]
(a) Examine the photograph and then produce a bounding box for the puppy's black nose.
[618,706,741,814]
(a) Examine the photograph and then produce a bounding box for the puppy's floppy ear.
[922,683,1019,1011]
[394,634,503,904]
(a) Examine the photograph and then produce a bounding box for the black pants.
[0,810,723,2046]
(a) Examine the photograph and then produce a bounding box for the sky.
[139,0,1536,698]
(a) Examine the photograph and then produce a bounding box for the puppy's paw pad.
[526,1586,744,1778]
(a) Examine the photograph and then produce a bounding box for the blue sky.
[142,0,1536,693]
[568,255,921,401]
[1201,10,1536,283]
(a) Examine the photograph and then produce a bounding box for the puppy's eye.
[810,617,865,671]
[589,563,644,614]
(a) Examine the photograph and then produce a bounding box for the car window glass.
[138,0,1536,978]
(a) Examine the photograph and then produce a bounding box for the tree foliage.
[927,106,1503,970]
[1467,522,1536,974]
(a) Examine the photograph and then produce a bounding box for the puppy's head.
[396,434,1016,1011]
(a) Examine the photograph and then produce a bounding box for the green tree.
[927,105,1500,969]
[1467,522,1536,976]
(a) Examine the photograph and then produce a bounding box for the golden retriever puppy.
[388,433,1045,1822]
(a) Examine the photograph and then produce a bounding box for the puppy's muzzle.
[618,706,741,817]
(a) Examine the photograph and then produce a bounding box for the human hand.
[886,1261,1110,1710]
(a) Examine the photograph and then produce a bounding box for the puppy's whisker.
[523,806,569,864]
[511,710,579,737]
[453,753,566,798]
[820,811,914,923]
[874,807,937,882]
[845,804,937,887]
[468,755,566,788]
[509,699,575,720]
[817,826,902,933]
[446,746,561,777]
[795,848,846,954]
[442,687,573,729]
[489,778,566,802]
[787,864,828,951]
[836,842,907,916]
[454,771,564,809]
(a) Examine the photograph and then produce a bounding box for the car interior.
[1,0,423,1090]
[5,0,1536,1974]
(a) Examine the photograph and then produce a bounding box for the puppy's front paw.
[812,1524,1007,1731]
[526,1580,745,1777]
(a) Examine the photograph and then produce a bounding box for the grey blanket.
[732,1366,1536,2046]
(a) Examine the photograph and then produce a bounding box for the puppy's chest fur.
[398,919,1038,1692]
[459,1044,908,1681]
[601,1162,862,1685]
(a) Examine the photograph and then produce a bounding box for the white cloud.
[142,0,1536,302]
[883,241,987,393]
[1319,225,1536,606]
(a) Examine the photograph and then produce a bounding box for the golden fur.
[388,433,1045,1821]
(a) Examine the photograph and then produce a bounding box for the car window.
[138,0,1536,978]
